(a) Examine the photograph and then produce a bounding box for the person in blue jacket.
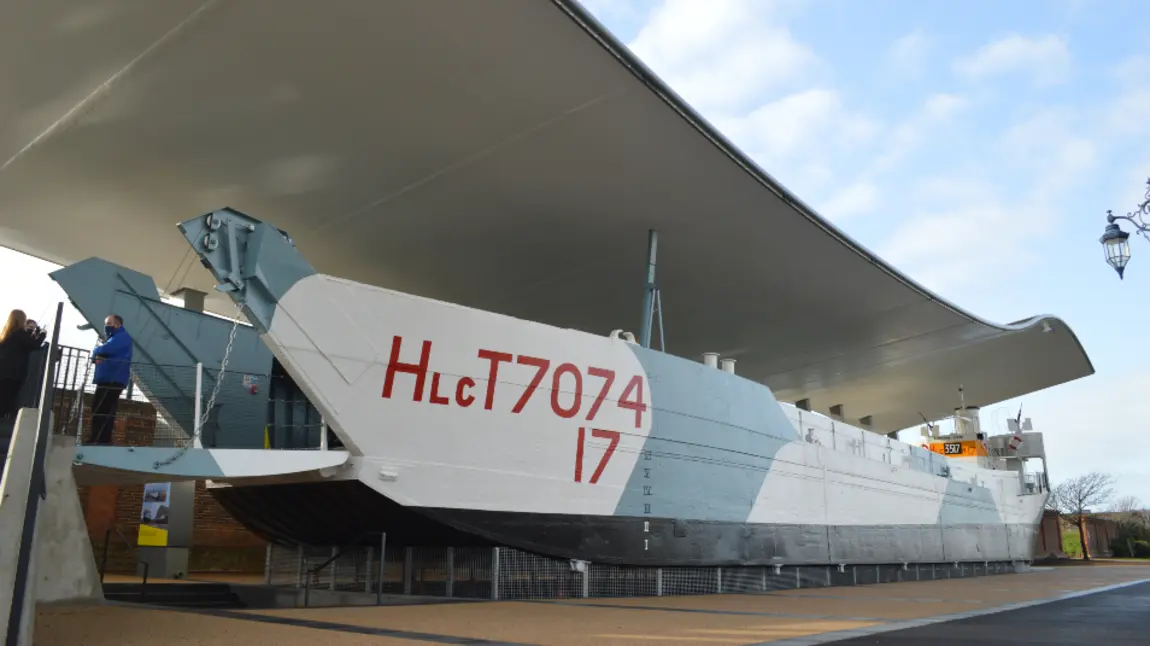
[88,314,133,445]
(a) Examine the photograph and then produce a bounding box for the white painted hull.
[224,273,1047,565]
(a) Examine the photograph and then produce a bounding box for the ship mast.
[638,229,665,351]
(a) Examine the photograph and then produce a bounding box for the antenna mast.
[638,229,665,350]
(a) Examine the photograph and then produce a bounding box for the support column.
[136,481,196,579]
[446,548,454,597]
[140,286,211,580]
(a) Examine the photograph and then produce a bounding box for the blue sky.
[2,0,1148,504]
[575,0,1150,503]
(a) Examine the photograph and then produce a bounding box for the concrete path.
[34,564,1150,645]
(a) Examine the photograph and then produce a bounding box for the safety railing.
[1023,472,1049,495]
[46,346,338,451]
[98,525,151,601]
[301,532,386,607]
[266,542,1029,602]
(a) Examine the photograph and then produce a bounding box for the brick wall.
[65,393,268,575]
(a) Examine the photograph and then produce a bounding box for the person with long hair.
[0,309,47,418]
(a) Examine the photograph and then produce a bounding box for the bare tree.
[1112,495,1142,514]
[1048,472,1116,560]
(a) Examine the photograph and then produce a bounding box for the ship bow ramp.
[72,445,350,487]
[177,209,317,334]
[50,257,280,449]
[178,209,376,454]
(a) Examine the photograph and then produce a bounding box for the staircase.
[102,582,247,609]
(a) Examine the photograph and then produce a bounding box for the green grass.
[1062,531,1083,558]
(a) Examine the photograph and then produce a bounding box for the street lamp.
[1101,219,1131,279]
[1100,178,1150,279]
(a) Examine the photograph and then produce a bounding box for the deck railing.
[45,345,337,451]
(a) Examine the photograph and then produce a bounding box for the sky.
[3,0,1149,505]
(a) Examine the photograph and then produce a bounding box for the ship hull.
[211,474,1043,566]
[178,213,1051,567]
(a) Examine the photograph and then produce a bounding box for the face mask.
[104,325,116,336]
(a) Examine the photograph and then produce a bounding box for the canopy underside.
[0,0,1093,432]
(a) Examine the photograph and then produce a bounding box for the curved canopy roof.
[0,0,1093,433]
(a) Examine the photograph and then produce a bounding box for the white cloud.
[708,88,879,199]
[1020,371,1150,501]
[996,108,1097,198]
[628,0,819,113]
[819,182,878,221]
[1102,85,1150,138]
[716,89,878,161]
[1109,54,1150,88]
[953,34,1071,86]
[577,0,656,30]
[872,93,968,173]
[885,29,931,77]
[879,196,1047,294]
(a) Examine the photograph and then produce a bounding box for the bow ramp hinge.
[200,211,255,294]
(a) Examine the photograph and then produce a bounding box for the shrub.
[1110,537,1150,558]
[1134,540,1150,558]
[1112,537,1133,557]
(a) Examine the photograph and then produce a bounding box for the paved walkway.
[35,564,1150,645]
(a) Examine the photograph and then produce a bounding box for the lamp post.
[1099,178,1150,279]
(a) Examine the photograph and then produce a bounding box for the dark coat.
[0,328,46,382]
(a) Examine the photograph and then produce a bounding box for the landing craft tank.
[167,207,1055,567]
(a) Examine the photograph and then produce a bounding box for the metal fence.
[265,541,1029,603]
[44,345,333,450]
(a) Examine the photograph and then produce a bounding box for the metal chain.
[198,299,245,440]
[153,299,246,470]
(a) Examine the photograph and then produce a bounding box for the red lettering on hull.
[380,343,648,428]
[574,427,621,484]
[455,377,476,408]
[477,350,513,410]
[382,336,431,402]
[550,363,582,419]
[512,355,550,413]
[429,372,450,406]
[585,367,615,421]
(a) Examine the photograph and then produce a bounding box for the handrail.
[301,531,377,607]
[99,525,151,602]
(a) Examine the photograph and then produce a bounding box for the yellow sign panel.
[138,525,169,547]
[927,440,986,458]
[138,482,171,546]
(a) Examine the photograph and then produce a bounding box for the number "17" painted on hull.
[574,427,620,484]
